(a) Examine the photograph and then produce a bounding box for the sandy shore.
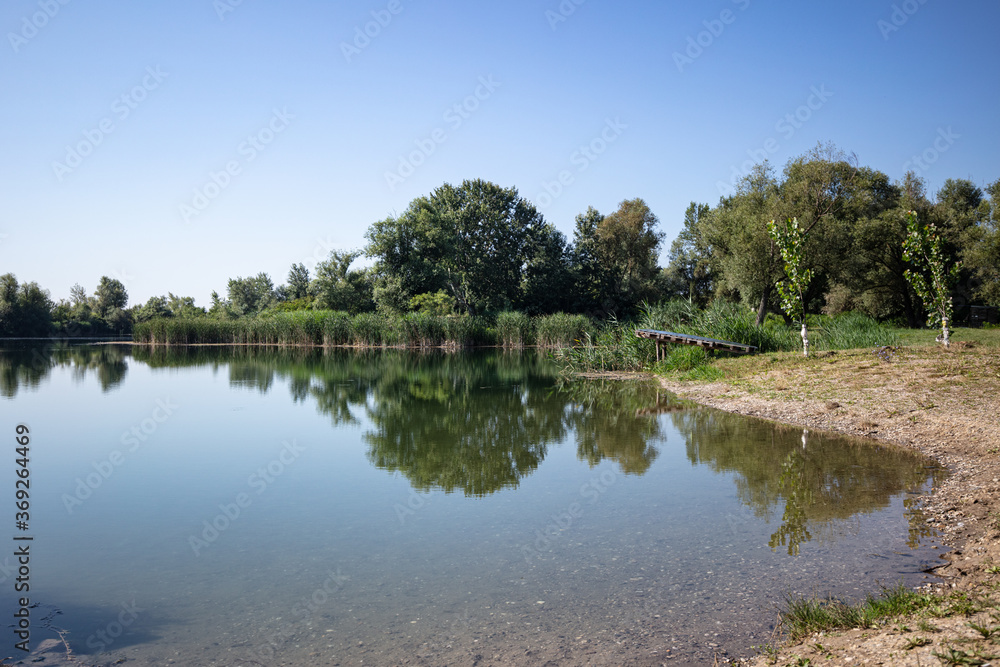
[655,341,1000,666]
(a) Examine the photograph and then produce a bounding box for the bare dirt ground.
[658,340,1000,666]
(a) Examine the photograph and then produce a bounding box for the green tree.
[767,217,813,355]
[286,263,311,300]
[902,211,960,346]
[592,198,664,316]
[664,202,713,305]
[961,179,1000,307]
[520,223,573,314]
[366,179,549,315]
[227,273,275,317]
[134,296,171,323]
[0,274,54,337]
[94,277,128,319]
[569,206,606,314]
[167,293,206,318]
[703,162,783,324]
[311,250,374,314]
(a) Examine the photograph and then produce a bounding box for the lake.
[0,343,947,665]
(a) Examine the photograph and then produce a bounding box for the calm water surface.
[0,344,946,666]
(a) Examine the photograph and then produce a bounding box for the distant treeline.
[2,142,998,339]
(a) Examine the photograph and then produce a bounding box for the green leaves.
[767,217,813,325]
[902,210,960,333]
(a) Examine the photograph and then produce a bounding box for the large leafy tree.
[366,179,551,315]
[664,202,713,305]
[961,179,1000,307]
[0,274,54,337]
[286,263,311,300]
[592,198,665,316]
[569,206,607,314]
[311,250,374,314]
[94,276,128,319]
[227,273,275,317]
[702,162,783,324]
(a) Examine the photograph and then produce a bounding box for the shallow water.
[0,344,946,665]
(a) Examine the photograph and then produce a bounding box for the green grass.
[894,326,1000,348]
[534,312,593,348]
[781,582,937,640]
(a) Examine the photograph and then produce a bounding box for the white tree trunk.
[801,322,809,356]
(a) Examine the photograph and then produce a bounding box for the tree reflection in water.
[5,344,944,553]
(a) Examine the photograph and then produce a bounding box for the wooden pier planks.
[634,328,757,359]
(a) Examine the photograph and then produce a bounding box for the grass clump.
[534,312,592,348]
[495,311,532,348]
[817,311,900,350]
[781,582,935,640]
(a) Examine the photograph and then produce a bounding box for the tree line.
[2,143,997,338]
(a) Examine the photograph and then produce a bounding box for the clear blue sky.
[2,0,998,308]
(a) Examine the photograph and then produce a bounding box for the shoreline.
[652,343,1000,665]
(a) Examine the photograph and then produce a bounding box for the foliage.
[310,250,373,314]
[94,276,128,319]
[768,217,814,326]
[0,274,54,337]
[961,179,1000,307]
[227,273,275,317]
[365,179,549,315]
[902,211,961,338]
[285,263,311,300]
[409,289,456,316]
[592,198,665,316]
[663,202,714,305]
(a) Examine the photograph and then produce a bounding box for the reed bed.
[134,311,583,349]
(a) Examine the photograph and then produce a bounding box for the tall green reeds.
[534,313,592,348]
[495,311,532,348]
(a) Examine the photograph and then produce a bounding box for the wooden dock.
[635,328,757,360]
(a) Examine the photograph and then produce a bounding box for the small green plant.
[903,636,931,649]
[967,621,1000,639]
[918,619,940,633]
[781,582,934,640]
[932,646,997,665]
